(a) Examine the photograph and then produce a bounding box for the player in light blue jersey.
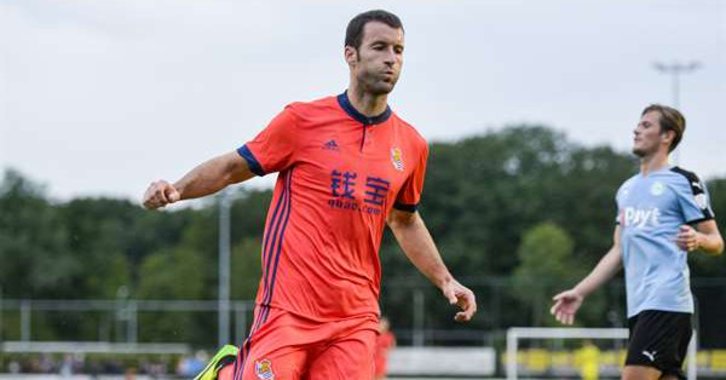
[550,104,723,380]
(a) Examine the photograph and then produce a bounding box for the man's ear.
[344,46,358,66]
[661,129,675,148]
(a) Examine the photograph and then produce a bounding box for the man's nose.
[383,48,397,65]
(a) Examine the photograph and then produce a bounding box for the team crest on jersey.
[255,359,275,380]
[391,147,404,171]
[621,184,631,198]
[650,181,665,196]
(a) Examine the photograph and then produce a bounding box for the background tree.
[512,223,578,326]
[3,125,725,346]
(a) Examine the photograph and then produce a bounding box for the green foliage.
[512,223,579,326]
[0,170,73,298]
[398,126,635,331]
[2,125,724,346]
[422,126,635,279]
[135,247,207,344]
[231,238,263,300]
[137,248,205,300]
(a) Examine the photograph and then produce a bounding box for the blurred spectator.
[7,360,21,374]
[374,317,396,380]
[125,367,137,380]
[177,350,208,378]
[575,339,601,380]
[60,353,74,378]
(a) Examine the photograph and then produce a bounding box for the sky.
[1,0,724,202]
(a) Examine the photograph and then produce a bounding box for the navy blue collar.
[337,91,392,125]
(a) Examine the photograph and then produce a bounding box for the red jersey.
[237,92,428,321]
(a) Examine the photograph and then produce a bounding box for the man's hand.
[441,279,477,322]
[142,180,181,209]
[550,289,584,325]
[676,225,700,252]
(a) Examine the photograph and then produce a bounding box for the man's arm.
[142,151,254,209]
[573,225,623,297]
[677,220,724,255]
[551,225,622,325]
[386,208,476,322]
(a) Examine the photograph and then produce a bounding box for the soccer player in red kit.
[142,9,477,380]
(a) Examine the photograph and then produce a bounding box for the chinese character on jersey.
[331,170,357,199]
[364,177,390,206]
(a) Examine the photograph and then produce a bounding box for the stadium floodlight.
[506,327,697,380]
[652,60,702,165]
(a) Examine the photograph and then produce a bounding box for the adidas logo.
[323,139,339,151]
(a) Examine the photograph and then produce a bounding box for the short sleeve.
[614,193,621,225]
[673,174,715,224]
[237,107,298,176]
[614,180,629,225]
[393,143,429,212]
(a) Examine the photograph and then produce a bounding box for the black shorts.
[626,310,692,379]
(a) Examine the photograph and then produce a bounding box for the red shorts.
[233,306,378,380]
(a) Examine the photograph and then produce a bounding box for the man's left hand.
[441,279,477,322]
[676,225,700,252]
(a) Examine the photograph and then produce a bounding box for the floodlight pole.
[219,189,232,347]
[652,61,701,165]
[0,286,3,343]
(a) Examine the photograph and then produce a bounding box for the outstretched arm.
[551,225,622,325]
[143,151,254,209]
[387,208,477,322]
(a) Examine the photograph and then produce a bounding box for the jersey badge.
[391,147,404,172]
[255,359,275,380]
[650,181,665,196]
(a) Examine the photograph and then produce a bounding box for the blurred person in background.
[178,351,208,378]
[575,339,600,380]
[374,316,397,380]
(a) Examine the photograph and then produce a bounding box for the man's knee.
[218,363,234,380]
[622,365,661,380]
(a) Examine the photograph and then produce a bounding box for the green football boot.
[193,344,239,380]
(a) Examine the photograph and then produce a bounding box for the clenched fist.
[142,180,181,209]
[676,225,700,252]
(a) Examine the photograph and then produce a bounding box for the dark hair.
[345,10,404,50]
[641,104,686,152]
